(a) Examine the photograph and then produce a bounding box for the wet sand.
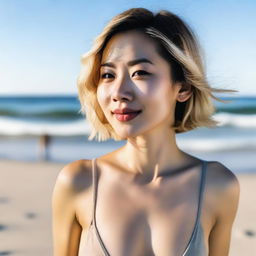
[0,159,255,256]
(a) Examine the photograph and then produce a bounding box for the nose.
[112,74,134,102]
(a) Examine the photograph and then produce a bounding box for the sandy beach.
[0,159,255,256]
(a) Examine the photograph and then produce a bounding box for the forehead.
[101,30,161,63]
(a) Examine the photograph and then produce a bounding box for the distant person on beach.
[38,134,51,161]
[52,8,240,256]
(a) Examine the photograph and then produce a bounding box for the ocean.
[0,95,255,173]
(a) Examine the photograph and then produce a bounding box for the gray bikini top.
[82,158,208,256]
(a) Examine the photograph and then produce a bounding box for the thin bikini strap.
[182,160,208,255]
[91,158,207,256]
[197,160,208,221]
[91,158,111,256]
[192,160,208,228]
[91,158,97,226]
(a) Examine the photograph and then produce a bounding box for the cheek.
[146,77,173,108]
[96,86,108,109]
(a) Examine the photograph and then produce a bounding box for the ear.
[176,83,193,103]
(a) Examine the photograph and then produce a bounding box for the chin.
[113,128,137,139]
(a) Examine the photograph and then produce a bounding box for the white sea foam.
[213,113,256,128]
[177,137,256,151]
[0,116,90,136]
[0,114,256,151]
[1,113,255,136]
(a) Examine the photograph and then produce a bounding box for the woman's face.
[97,30,182,139]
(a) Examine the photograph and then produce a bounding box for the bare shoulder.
[52,159,93,255]
[206,161,240,223]
[52,159,94,227]
[53,159,93,195]
[206,161,240,193]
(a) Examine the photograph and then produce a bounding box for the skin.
[52,30,240,256]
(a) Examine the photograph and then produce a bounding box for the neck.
[119,128,193,184]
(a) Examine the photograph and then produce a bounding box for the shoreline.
[0,134,256,174]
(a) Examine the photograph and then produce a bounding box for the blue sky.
[0,0,255,96]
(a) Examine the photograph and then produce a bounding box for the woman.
[52,8,240,256]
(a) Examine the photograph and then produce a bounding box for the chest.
[77,172,210,255]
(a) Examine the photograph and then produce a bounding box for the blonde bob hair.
[77,8,238,142]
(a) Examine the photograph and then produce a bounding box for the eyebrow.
[100,58,154,68]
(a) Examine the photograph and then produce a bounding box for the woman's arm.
[51,161,88,256]
[208,164,240,256]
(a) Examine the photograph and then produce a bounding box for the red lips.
[114,112,141,122]
[112,107,142,122]
[112,108,142,114]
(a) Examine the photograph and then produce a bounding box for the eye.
[101,73,114,79]
[132,70,151,77]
